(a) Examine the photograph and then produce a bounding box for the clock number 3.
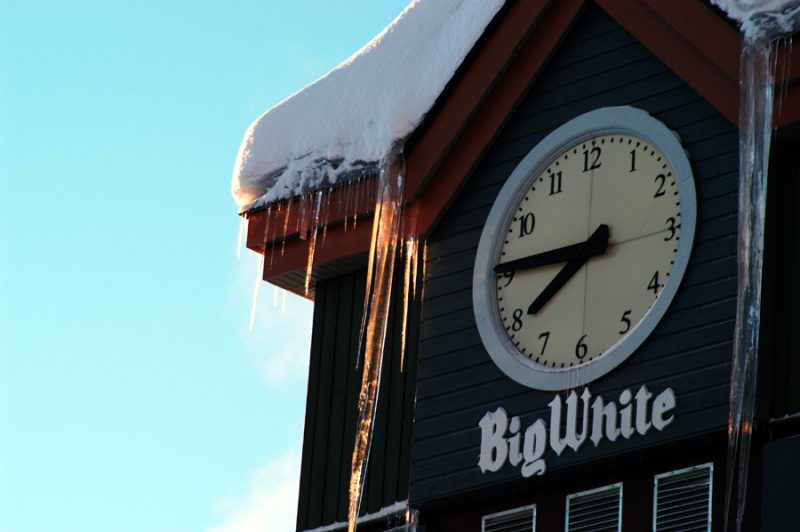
[664,217,677,241]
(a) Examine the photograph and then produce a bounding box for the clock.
[473,107,696,391]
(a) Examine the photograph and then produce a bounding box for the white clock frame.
[473,106,697,391]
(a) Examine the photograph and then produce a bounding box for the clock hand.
[526,225,610,315]
[527,257,587,315]
[494,224,609,274]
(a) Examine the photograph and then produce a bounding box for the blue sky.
[0,1,408,530]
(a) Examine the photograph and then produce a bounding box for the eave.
[244,0,800,299]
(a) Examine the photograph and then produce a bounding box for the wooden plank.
[306,276,341,528]
[337,271,366,522]
[321,273,355,524]
[397,263,422,501]
[296,281,327,530]
[411,4,739,504]
[382,269,408,505]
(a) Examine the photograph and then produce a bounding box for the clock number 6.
[575,334,588,359]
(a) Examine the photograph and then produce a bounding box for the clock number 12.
[583,146,602,172]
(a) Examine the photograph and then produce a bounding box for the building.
[233,1,800,530]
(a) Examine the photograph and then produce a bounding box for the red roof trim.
[247,0,800,294]
[597,0,740,124]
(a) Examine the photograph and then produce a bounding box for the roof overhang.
[245,0,800,298]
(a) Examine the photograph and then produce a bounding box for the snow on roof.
[712,0,800,39]
[231,0,505,211]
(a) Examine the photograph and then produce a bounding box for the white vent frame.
[653,462,713,532]
[565,482,623,532]
[482,503,536,532]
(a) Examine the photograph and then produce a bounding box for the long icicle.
[348,159,404,532]
[725,35,774,532]
[304,190,324,296]
[236,215,247,260]
[248,254,264,332]
[400,237,417,372]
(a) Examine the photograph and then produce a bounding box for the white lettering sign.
[478,386,676,477]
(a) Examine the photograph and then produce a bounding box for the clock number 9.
[499,270,514,287]
[575,334,588,359]
[518,212,535,237]
[512,309,524,331]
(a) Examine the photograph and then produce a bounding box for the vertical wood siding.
[763,140,800,418]
[296,268,421,530]
[410,4,738,506]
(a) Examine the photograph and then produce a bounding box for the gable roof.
[232,0,505,211]
[245,0,800,298]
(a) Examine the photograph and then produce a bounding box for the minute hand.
[494,224,610,274]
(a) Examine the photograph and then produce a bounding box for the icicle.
[353,178,360,229]
[249,254,264,331]
[399,237,417,372]
[348,158,405,532]
[298,192,310,240]
[269,204,281,270]
[322,188,332,244]
[261,206,273,270]
[236,216,247,260]
[725,35,775,532]
[305,190,324,296]
[356,178,384,369]
[273,285,279,307]
[343,180,353,232]
[410,235,419,299]
[281,201,292,256]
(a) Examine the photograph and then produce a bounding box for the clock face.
[473,107,696,390]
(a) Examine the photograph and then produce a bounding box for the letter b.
[478,407,509,473]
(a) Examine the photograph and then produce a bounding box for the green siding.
[296,267,421,531]
[763,140,800,418]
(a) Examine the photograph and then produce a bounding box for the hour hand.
[494,224,609,274]
[524,225,610,315]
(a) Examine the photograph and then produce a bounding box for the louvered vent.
[566,483,622,532]
[653,463,713,532]
[482,503,536,532]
